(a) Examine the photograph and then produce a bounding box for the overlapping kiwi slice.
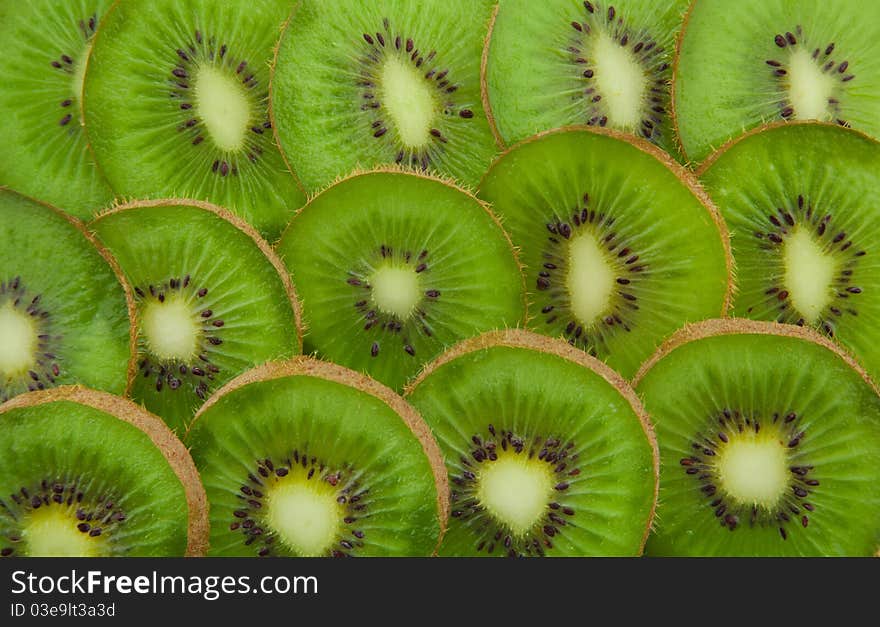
[675,0,880,163]
[634,320,880,557]
[484,0,688,157]
[699,123,880,384]
[186,358,447,557]
[276,170,525,391]
[83,0,304,238]
[405,330,658,557]
[91,199,302,433]
[0,387,208,557]
[0,189,134,404]
[271,0,499,192]
[0,0,114,217]
[478,127,731,379]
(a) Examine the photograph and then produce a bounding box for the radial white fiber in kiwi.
[479,127,731,379]
[271,0,499,192]
[276,169,525,392]
[186,359,448,557]
[634,319,880,557]
[91,200,302,434]
[83,0,304,239]
[406,330,658,557]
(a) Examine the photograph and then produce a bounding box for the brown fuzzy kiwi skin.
[90,197,304,352]
[0,186,138,396]
[404,328,660,555]
[187,356,451,556]
[0,385,210,557]
[274,165,530,326]
[477,124,736,320]
[631,318,880,396]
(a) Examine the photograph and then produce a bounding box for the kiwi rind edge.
[91,197,305,351]
[668,0,695,164]
[275,164,530,325]
[0,186,138,396]
[0,385,210,557]
[479,2,506,150]
[631,318,880,396]
[404,328,660,554]
[187,356,451,554]
[477,124,736,316]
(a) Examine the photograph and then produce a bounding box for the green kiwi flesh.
[0,189,133,404]
[478,127,730,379]
[699,123,880,385]
[186,359,447,557]
[0,387,208,557]
[634,319,880,557]
[406,330,658,557]
[91,200,301,434]
[276,170,525,392]
[485,0,688,157]
[675,0,880,163]
[0,0,114,217]
[83,0,304,239]
[271,0,499,192]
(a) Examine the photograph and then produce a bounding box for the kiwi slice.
[478,127,731,379]
[0,189,134,404]
[82,0,304,239]
[0,387,208,557]
[698,123,880,384]
[634,319,880,556]
[0,0,114,217]
[91,199,302,434]
[276,169,525,391]
[270,0,499,192]
[405,330,658,556]
[484,0,688,157]
[186,358,447,557]
[674,0,880,163]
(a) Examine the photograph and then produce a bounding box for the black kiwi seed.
[349,245,439,359]
[752,194,864,335]
[355,18,474,170]
[231,454,368,557]
[0,479,127,558]
[135,276,222,400]
[449,426,581,557]
[680,409,816,538]
[0,277,62,402]
[537,194,645,354]
[168,30,269,176]
[569,2,669,141]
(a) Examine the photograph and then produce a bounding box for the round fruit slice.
[406,330,658,557]
[186,358,447,557]
[91,199,302,434]
[478,127,731,379]
[0,189,134,404]
[83,0,304,239]
[674,0,880,163]
[484,0,688,157]
[698,123,880,385]
[0,0,114,217]
[276,169,525,392]
[634,319,880,557]
[271,0,499,192]
[0,387,208,557]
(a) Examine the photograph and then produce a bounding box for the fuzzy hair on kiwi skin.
[0,385,210,557]
[91,197,305,350]
[275,164,530,325]
[631,318,880,395]
[0,186,139,396]
[187,356,450,555]
[477,125,737,336]
[405,328,660,554]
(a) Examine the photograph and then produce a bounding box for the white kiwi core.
[567,232,616,326]
[591,33,649,130]
[370,265,421,319]
[786,49,836,121]
[24,506,102,557]
[0,302,37,380]
[783,228,838,324]
[141,297,200,362]
[195,65,251,152]
[379,56,437,148]
[477,455,554,536]
[266,477,341,557]
[716,433,789,508]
